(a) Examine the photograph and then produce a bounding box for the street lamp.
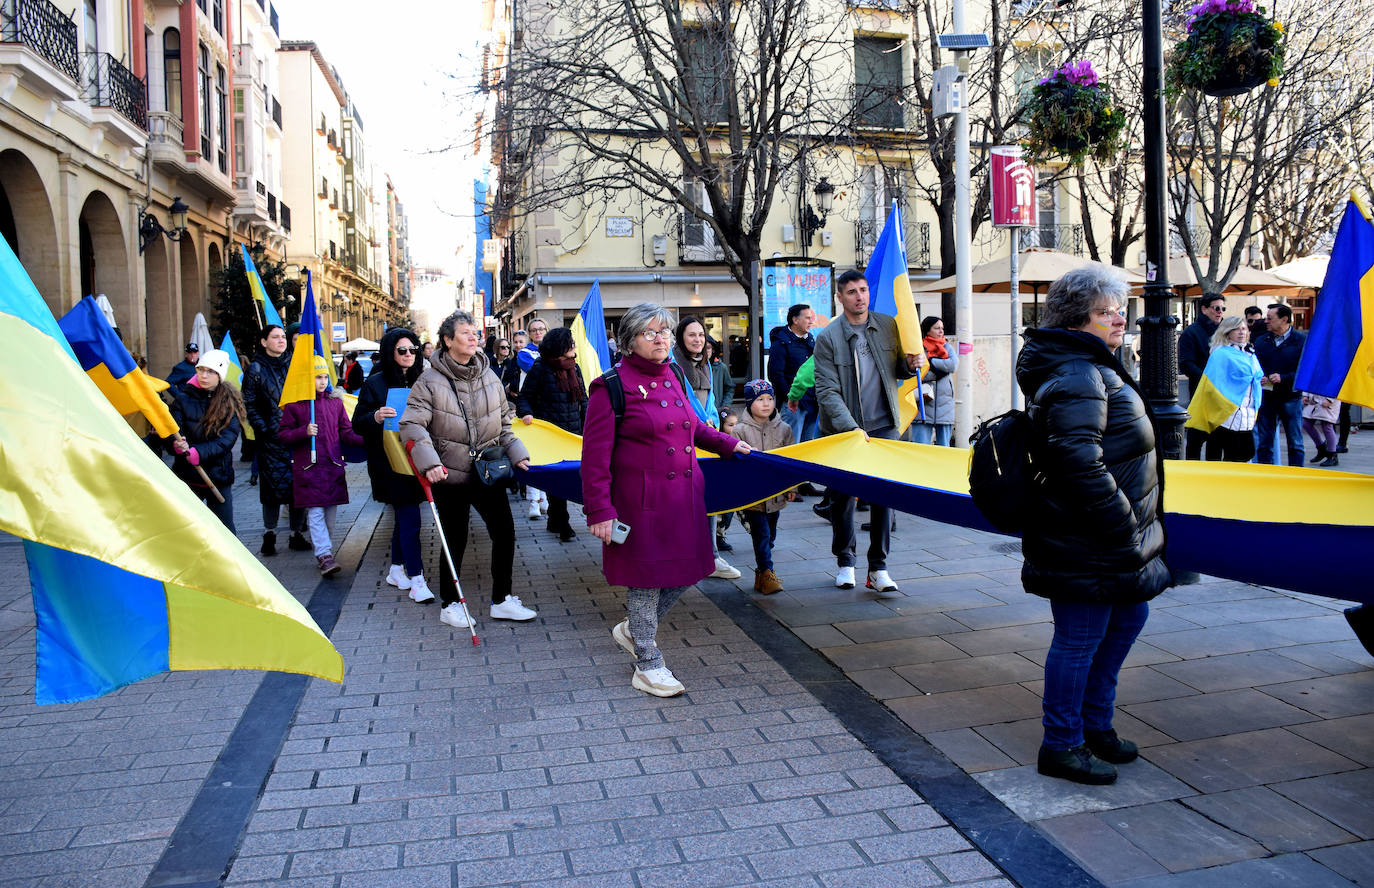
[138,196,189,254]
[800,178,834,248]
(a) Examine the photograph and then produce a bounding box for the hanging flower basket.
[1024,61,1127,166]
[1168,0,1285,97]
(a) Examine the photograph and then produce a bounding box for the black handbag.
[448,378,515,487]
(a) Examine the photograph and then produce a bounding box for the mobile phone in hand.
[609,520,631,545]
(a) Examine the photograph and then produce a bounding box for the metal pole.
[750,259,763,382]
[1140,0,1187,459]
[1009,228,1021,410]
[952,6,974,445]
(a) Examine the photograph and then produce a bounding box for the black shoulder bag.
[447,378,514,487]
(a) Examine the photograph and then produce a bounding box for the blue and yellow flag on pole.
[220,330,244,388]
[570,280,612,392]
[242,243,284,328]
[57,295,178,438]
[867,201,925,430]
[0,238,343,704]
[279,270,336,407]
[1295,198,1374,410]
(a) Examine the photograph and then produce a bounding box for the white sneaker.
[632,665,685,697]
[527,501,541,520]
[612,621,635,656]
[710,557,741,580]
[408,575,434,603]
[539,496,549,516]
[439,602,471,628]
[490,595,537,621]
[866,570,899,594]
[386,564,412,590]
[836,566,856,588]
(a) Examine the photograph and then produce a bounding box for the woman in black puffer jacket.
[1015,264,1172,788]
[242,324,307,555]
[516,326,586,541]
[165,348,246,532]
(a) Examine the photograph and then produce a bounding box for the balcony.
[270,96,281,129]
[1022,223,1085,255]
[0,0,80,101]
[267,192,277,222]
[81,51,147,143]
[855,218,931,270]
[852,83,906,131]
[678,213,725,264]
[280,202,291,233]
[269,3,279,36]
[233,173,268,220]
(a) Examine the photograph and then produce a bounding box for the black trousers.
[1205,426,1255,463]
[1185,426,1209,460]
[545,496,572,534]
[432,481,514,606]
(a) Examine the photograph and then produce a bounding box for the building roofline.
[279,40,347,106]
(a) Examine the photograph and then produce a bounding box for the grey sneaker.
[632,665,684,697]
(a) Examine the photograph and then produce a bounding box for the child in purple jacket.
[280,356,365,576]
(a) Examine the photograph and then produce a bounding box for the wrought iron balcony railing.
[267,192,277,222]
[855,218,931,270]
[280,202,291,232]
[271,96,281,128]
[1022,223,1085,255]
[851,83,906,131]
[1,0,79,83]
[81,51,146,129]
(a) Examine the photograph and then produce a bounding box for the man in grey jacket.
[814,269,926,594]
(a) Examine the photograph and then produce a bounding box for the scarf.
[553,355,585,401]
[923,334,948,360]
[675,347,712,393]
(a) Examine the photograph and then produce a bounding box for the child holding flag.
[166,349,247,532]
[279,356,365,576]
[732,380,796,595]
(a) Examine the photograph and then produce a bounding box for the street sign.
[331,322,346,342]
[990,146,1036,228]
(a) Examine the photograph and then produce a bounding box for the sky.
[277,0,487,274]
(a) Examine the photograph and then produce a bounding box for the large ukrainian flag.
[1295,198,1374,409]
[0,238,343,704]
[58,295,178,437]
[279,270,336,407]
[867,201,925,430]
[570,280,612,392]
[1183,345,1263,434]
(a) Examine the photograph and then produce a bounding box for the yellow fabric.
[86,362,179,438]
[1337,261,1374,409]
[897,377,922,434]
[312,354,330,376]
[1182,375,1239,433]
[279,334,320,407]
[340,391,357,419]
[0,312,343,684]
[892,270,923,358]
[383,430,412,475]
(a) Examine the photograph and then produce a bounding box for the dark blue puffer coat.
[165,381,241,489]
[242,350,293,506]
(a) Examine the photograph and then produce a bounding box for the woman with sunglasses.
[491,338,517,394]
[582,303,752,698]
[354,328,431,601]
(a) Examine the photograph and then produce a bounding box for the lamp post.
[798,177,835,257]
[138,196,190,254]
[1140,0,1188,459]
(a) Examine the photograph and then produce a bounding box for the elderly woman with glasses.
[1016,265,1172,787]
[582,302,752,697]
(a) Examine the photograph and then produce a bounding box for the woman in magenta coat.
[583,302,752,698]
[280,355,365,576]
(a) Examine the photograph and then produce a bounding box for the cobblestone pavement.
[0,425,1369,887]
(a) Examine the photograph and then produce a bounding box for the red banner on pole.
[990,146,1036,228]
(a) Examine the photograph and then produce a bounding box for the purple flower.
[1186,0,1255,26]
[1049,60,1099,88]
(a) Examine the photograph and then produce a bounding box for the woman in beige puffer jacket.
[401,311,536,629]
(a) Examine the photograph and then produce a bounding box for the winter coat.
[352,328,425,506]
[1016,327,1173,605]
[768,326,817,412]
[400,349,530,487]
[733,413,794,512]
[343,361,365,393]
[1178,315,1218,392]
[710,358,735,413]
[166,360,197,387]
[500,357,526,403]
[165,381,241,489]
[1302,393,1340,423]
[1253,329,1308,401]
[279,394,364,509]
[242,350,293,506]
[581,351,741,588]
[918,352,958,428]
[516,359,586,434]
[813,311,915,435]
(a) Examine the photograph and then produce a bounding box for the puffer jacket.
[1015,327,1172,604]
[516,359,586,434]
[400,349,530,486]
[242,350,293,506]
[919,352,958,427]
[733,413,794,512]
[165,381,240,489]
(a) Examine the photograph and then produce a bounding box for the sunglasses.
[395,346,419,355]
[498,345,511,351]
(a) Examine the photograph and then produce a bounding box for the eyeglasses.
[640,329,673,341]
[395,346,419,355]
[1092,308,1126,320]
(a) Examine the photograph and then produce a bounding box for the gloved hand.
[185,447,200,466]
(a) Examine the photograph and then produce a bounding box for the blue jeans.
[781,402,820,443]
[390,504,424,576]
[1042,599,1150,750]
[196,484,235,534]
[1255,395,1304,466]
[910,423,952,446]
[744,511,779,572]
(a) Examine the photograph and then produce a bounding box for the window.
[216,64,228,173]
[163,28,181,119]
[1025,174,1060,249]
[857,164,906,260]
[233,88,246,182]
[83,0,97,55]
[212,0,223,34]
[854,36,904,129]
[683,26,729,124]
[199,43,211,158]
[681,174,724,261]
[1014,47,1054,109]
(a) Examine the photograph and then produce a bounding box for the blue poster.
[761,264,832,330]
[383,388,409,431]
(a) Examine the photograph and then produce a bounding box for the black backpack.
[967,409,1041,534]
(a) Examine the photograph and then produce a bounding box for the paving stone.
[1258,671,1374,720]
[1036,812,1168,884]
[1273,768,1374,839]
[833,613,969,643]
[1309,841,1374,886]
[924,729,1018,773]
[1112,851,1361,888]
[1143,728,1360,793]
[894,653,1043,695]
[635,857,757,888]
[748,840,866,879]
[288,844,401,877]
[819,637,967,671]
[887,683,1043,733]
[855,826,969,861]
[1180,785,1358,853]
[1098,800,1266,871]
[817,858,943,888]
[1289,714,1374,766]
[929,850,1006,882]
[1125,688,1318,741]
[1151,650,1328,693]
[973,760,1197,821]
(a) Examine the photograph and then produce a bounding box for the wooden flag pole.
[195,465,226,503]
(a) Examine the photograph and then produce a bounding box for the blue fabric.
[57,296,137,376]
[1042,599,1149,749]
[744,511,780,572]
[0,235,76,358]
[577,282,613,374]
[25,542,170,705]
[1256,394,1304,466]
[1295,201,1371,399]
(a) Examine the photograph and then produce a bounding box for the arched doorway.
[0,149,61,317]
[77,190,132,344]
[206,241,222,333]
[143,236,175,373]
[178,235,201,349]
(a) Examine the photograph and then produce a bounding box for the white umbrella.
[1267,255,1329,289]
[342,337,381,351]
[190,312,211,353]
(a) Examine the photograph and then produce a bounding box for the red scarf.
[923,334,948,360]
[554,355,586,401]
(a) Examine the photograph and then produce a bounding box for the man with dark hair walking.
[769,303,819,444]
[1253,303,1307,466]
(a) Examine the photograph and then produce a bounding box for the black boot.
[1084,729,1139,764]
[1310,449,1329,464]
[260,531,277,556]
[1037,744,1117,785]
[812,502,831,524]
[288,531,311,551]
[1321,455,1340,467]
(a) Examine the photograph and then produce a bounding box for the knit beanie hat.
[312,354,331,376]
[743,378,775,417]
[195,348,230,381]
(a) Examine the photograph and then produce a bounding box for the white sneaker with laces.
[386,564,412,590]
[612,621,635,656]
[527,501,542,520]
[439,602,471,628]
[709,557,741,580]
[539,495,549,516]
[866,569,899,594]
[835,566,856,588]
[633,665,685,697]
[490,595,537,621]
[408,575,434,603]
